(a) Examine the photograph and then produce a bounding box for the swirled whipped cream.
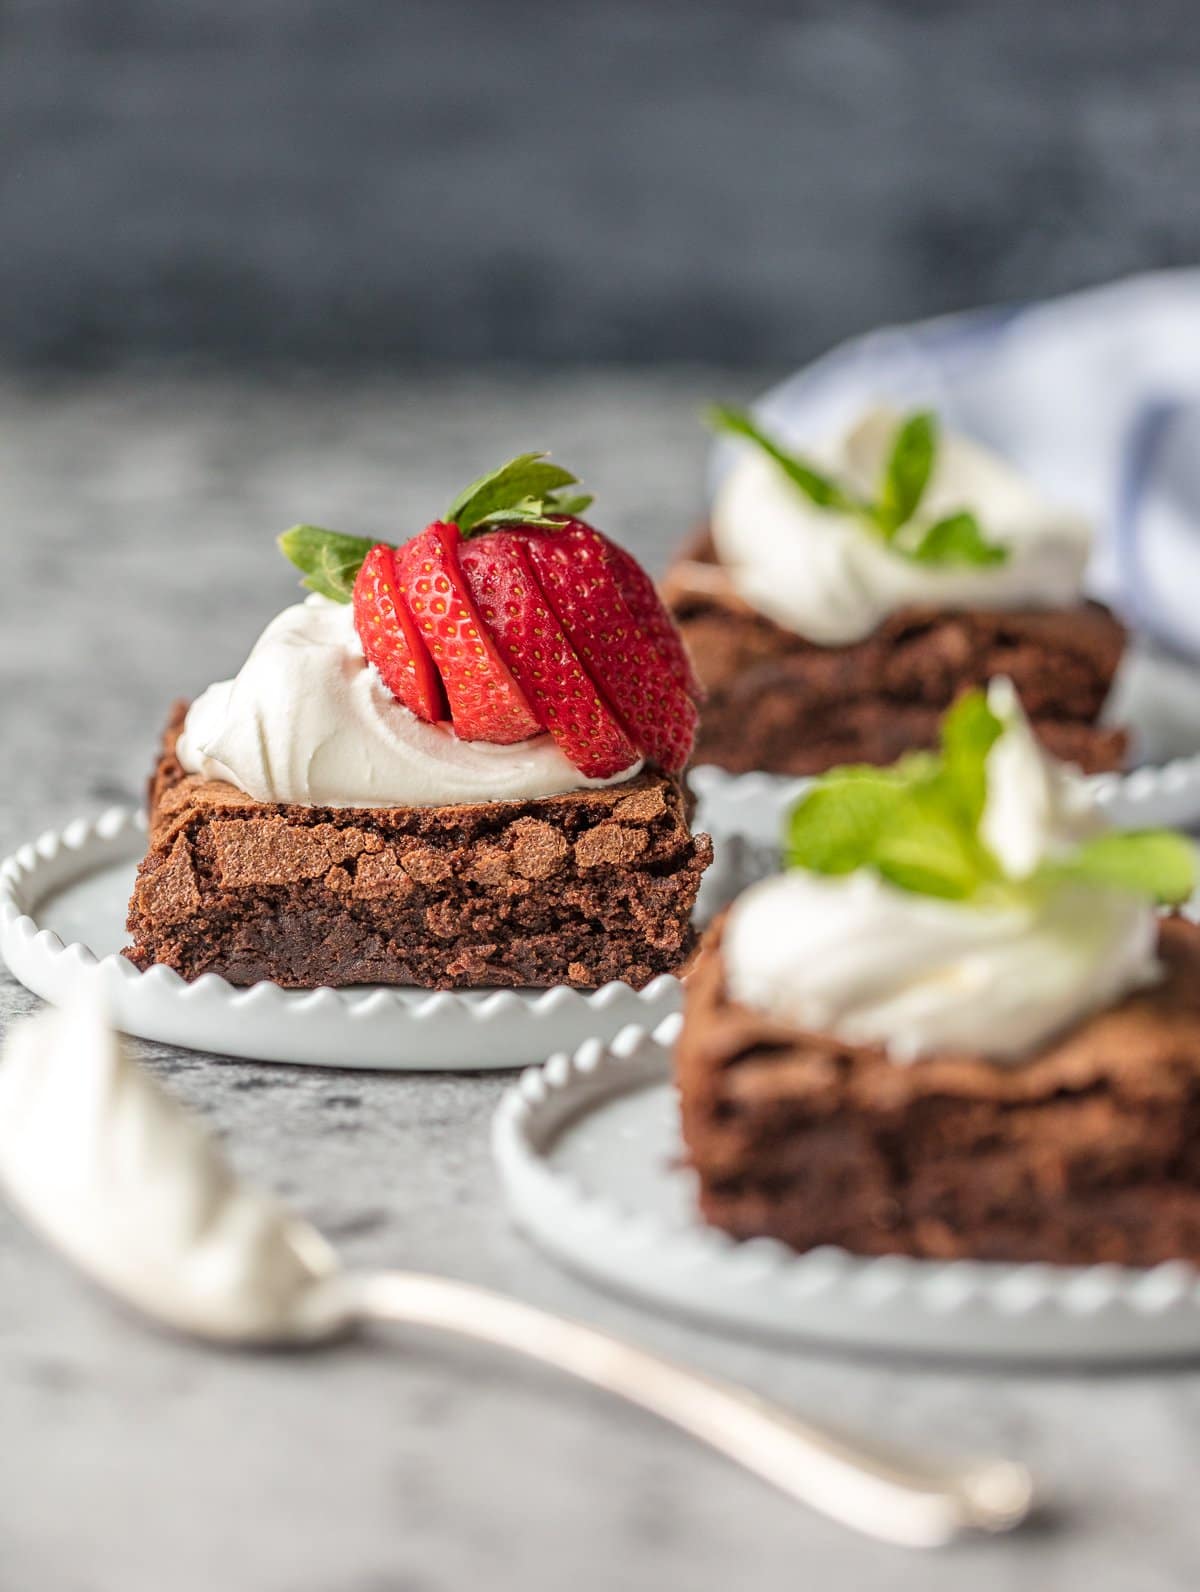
[711,406,1092,646]
[177,596,641,807]
[0,993,335,1342]
[723,683,1161,1063]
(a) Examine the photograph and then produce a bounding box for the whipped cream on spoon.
[0,995,1030,1548]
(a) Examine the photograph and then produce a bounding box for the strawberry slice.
[458,532,639,779]
[395,522,542,744]
[353,543,448,723]
[598,529,704,702]
[524,523,698,773]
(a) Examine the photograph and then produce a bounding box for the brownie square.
[661,532,1127,776]
[125,706,712,990]
[675,915,1200,1266]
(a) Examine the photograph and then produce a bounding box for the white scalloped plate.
[494,1025,1200,1363]
[0,810,685,1070]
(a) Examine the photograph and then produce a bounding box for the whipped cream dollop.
[723,682,1162,1064]
[711,406,1092,646]
[177,596,641,807]
[0,994,337,1341]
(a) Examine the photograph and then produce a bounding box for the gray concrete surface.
[2,371,1199,1591]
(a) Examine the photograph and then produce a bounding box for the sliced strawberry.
[598,529,704,702]
[523,523,698,773]
[352,543,448,723]
[458,532,639,779]
[395,522,541,744]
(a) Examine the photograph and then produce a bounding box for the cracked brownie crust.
[676,915,1200,1266]
[662,533,1127,776]
[125,706,712,990]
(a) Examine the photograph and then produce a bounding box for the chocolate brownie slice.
[662,533,1127,776]
[126,706,712,990]
[676,915,1200,1266]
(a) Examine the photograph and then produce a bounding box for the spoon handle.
[349,1270,1031,1548]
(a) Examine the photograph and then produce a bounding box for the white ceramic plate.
[494,1025,1200,1363]
[691,643,1200,855]
[0,809,685,1070]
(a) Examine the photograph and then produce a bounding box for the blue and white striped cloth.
[714,270,1200,663]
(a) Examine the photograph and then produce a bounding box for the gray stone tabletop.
[2,370,1198,1592]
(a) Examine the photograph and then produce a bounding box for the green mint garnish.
[705,405,864,516]
[278,454,592,600]
[900,510,1008,567]
[785,690,1195,907]
[1042,831,1196,905]
[785,693,1004,900]
[877,410,937,533]
[706,404,1011,570]
[445,452,591,534]
[278,525,377,604]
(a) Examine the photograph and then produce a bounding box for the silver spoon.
[0,995,1032,1549]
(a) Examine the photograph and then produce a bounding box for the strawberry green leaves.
[785,690,1196,906]
[278,526,377,603]
[445,453,592,534]
[706,405,1010,570]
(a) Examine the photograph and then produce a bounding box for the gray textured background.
[4,0,1200,367]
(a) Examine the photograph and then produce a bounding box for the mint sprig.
[278,453,592,601]
[445,452,591,534]
[707,405,1010,570]
[705,405,864,516]
[278,525,377,603]
[786,694,1004,899]
[877,410,936,533]
[786,691,1195,907]
[899,510,1008,567]
[1043,831,1196,905]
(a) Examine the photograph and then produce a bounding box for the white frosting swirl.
[711,406,1093,646]
[177,597,641,807]
[723,682,1162,1064]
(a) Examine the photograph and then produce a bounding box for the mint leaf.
[785,769,909,875]
[446,453,580,534]
[938,690,1004,828]
[784,691,1004,901]
[471,490,594,532]
[1044,831,1196,906]
[783,685,1194,909]
[706,405,862,515]
[551,492,594,517]
[877,410,937,533]
[708,402,1011,570]
[278,525,376,604]
[872,791,987,900]
[902,510,1009,567]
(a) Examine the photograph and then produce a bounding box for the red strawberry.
[395,522,542,744]
[353,543,447,723]
[524,524,698,773]
[601,531,703,702]
[458,532,639,779]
